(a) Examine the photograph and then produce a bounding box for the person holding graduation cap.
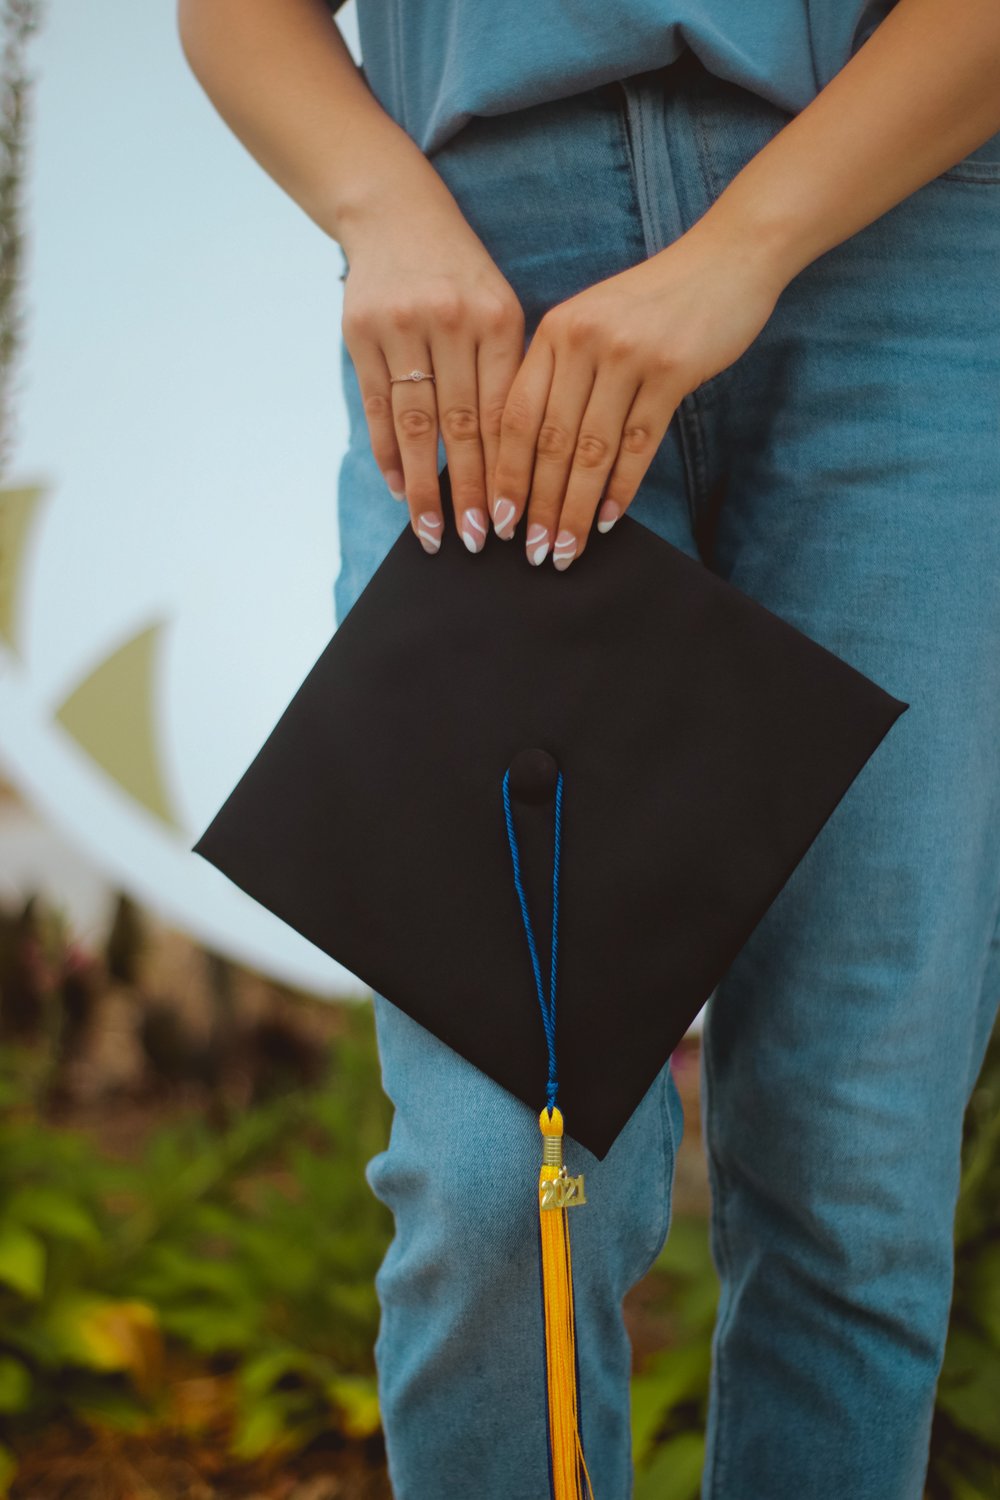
[179,1,1000,1496]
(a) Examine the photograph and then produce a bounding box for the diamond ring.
[390,369,436,384]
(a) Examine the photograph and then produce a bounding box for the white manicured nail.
[492,496,517,539]
[461,508,488,553]
[416,511,442,554]
[553,529,577,571]
[597,500,621,534]
[386,469,406,502]
[526,522,550,566]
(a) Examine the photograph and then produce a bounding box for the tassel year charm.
[540,1110,588,1210]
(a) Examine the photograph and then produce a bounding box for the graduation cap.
[191,464,907,1497]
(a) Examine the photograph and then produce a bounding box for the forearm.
[691,0,1000,286]
[175,0,458,252]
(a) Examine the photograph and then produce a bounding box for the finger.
[520,348,601,570]
[426,330,489,555]
[477,304,526,522]
[385,348,443,554]
[491,336,555,541]
[544,358,655,570]
[594,374,678,540]
[346,340,408,503]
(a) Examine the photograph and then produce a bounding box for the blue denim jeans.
[332,50,1000,1500]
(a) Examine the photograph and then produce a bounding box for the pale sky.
[0,0,375,992]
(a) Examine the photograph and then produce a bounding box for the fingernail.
[386,470,406,502]
[526,522,550,566]
[597,499,621,533]
[416,512,442,554]
[553,529,577,571]
[460,507,488,554]
[492,496,517,540]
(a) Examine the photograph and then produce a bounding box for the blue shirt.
[353,1,899,158]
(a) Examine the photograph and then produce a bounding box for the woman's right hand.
[339,186,527,556]
[177,0,522,551]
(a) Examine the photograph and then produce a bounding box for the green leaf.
[155,1303,258,1356]
[937,1329,1000,1448]
[239,1346,327,1398]
[953,1095,1000,1248]
[5,1185,100,1246]
[672,1273,720,1339]
[0,1221,46,1299]
[230,1390,321,1460]
[931,1452,1000,1500]
[327,1372,381,1438]
[630,1345,712,1467]
[634,1431,706,1500]
[38,1295,161,1378]
[131,1244,241,1299]
[958,1242,1000,1350]
[230,1398,288,1460]
[0,1356,31,1414]
[74,1388,154,1434]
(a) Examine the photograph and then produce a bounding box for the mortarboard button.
[509,747,560,804]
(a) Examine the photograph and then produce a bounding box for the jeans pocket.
[938,127,1000,183]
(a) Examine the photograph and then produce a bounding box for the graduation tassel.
[539,1104,594,1500]
[503,762,596,1500]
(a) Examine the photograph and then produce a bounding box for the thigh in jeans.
[695,125,1000,1500]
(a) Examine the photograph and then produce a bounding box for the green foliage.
[0,1003,393,1490]
[635,1431,706,1500]
[116,1007,394,1458]
[630,1213,717,1500]
[0,880,997,1500]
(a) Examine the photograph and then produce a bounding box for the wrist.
[692,133,857,297]
[324,138,460,260]
[686,167,818,295]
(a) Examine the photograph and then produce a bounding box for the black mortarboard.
[191,463,907,1494]
[192,463,906,1156]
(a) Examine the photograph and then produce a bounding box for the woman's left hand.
[489,219,788,569]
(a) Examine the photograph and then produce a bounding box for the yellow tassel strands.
[538,1105,595,1500]
[502,758,596,1496]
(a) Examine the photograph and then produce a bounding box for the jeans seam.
[617,77,704,536]
[613,81,633,184]
[938,167,1000,184]
[647,1060,678,1268]
[674,389,712,532]
[612,80,650,256]
[623,84,660,261]
[691,98,724,205]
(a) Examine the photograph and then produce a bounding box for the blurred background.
[0,2,997,1496]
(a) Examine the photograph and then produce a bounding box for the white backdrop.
[0,0,369,996]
